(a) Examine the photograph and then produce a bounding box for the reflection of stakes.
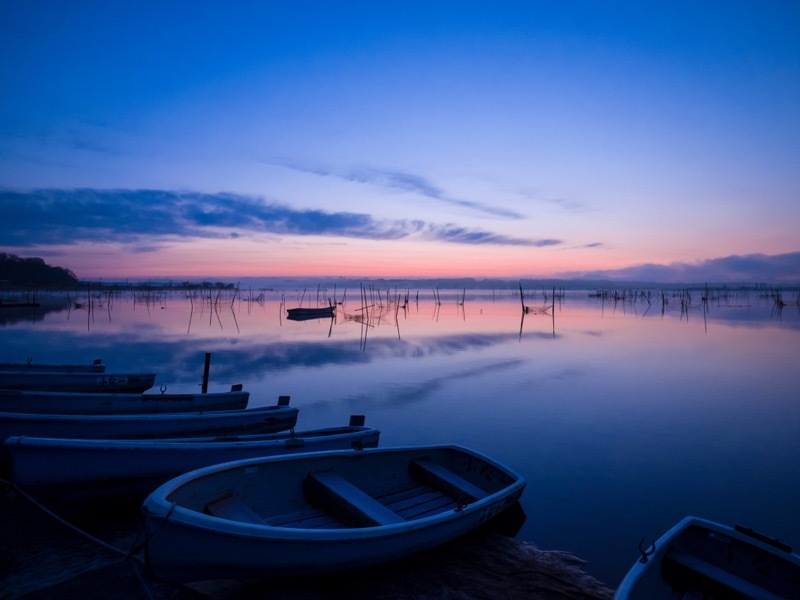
[518,282,556,339]
[432,301,442,322]
[230,305,240,334]
[214,301,224,330]
[360,283,368,351]
[394,294,402,340]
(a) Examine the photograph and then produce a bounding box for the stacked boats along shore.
[3,356,798,598]
[0,354,530,588]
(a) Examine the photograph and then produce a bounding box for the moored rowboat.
[286,306,335,319]
[0,385,249,414]
[0,370,156,393]
[1,416,379,498]
[0,359,105,373]
[0,399,298,441]
[142,445,526,581]
[615,516,800,599]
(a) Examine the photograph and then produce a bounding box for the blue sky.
[1,2,799,282]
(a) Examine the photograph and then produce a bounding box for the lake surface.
[2,286,799,587]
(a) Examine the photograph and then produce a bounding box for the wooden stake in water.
[201,352,211,393]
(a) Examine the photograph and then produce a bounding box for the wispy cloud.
[560,241,604,251]
[547,197,587,212]
[420,224,560,247]
[269,159,525,219]
[0,188,560,249]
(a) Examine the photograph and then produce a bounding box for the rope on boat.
[2,479,179,599]
[1,477,129,557]
[126,501,176,557]
[130,558,157,600]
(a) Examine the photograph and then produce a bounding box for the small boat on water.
[142,444,526,582]
[286,306,335,320]
[2,416,380,498]
[0,370,156,393]
[0,384,249,414]
[615,516,800,599]
[0,358,105,373]
[0,398,298,442]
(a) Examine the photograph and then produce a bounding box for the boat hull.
[0,360,105,373]
[0,388,249,414]
[142,445,526,581]
[286,306,334,319]
[0,371,156,393]
[615,516,800,599]
[2,424,380,497]
[0,404,298,441]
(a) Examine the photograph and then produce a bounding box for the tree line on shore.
[0,253,81,288]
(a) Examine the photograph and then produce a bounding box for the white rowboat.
[142,445,526,581]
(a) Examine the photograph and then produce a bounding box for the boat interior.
[204,456,492,529]
[659,525,799,599]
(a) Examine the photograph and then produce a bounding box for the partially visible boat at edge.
[142,444,526,582]
[0,384,249,414]
[0,370,156,393]
[615,515,800,599]
[0,398,298,441]
[1,415,379,498]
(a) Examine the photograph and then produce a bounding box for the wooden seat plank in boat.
[663,551,786,600]
[304,470,405,527]
[409,458,488,503]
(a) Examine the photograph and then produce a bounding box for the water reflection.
[0,288,798,587]
[0,295,71,326]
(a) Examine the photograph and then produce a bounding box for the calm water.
[2,287,799,587]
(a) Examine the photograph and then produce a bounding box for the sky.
[1,1,799,283]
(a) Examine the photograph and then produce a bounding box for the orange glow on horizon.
[38,236,643,281]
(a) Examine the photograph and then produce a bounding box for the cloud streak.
[270,160,525,219]
[0,188,559,249]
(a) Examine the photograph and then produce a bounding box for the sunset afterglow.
[1,3,798,283]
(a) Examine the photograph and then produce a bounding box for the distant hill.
[0,253,81,288]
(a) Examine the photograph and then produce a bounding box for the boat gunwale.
[4,425,379,450]
[0,404,296,423]
[0,388,250,401]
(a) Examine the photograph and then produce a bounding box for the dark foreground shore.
[1,484,615,599]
